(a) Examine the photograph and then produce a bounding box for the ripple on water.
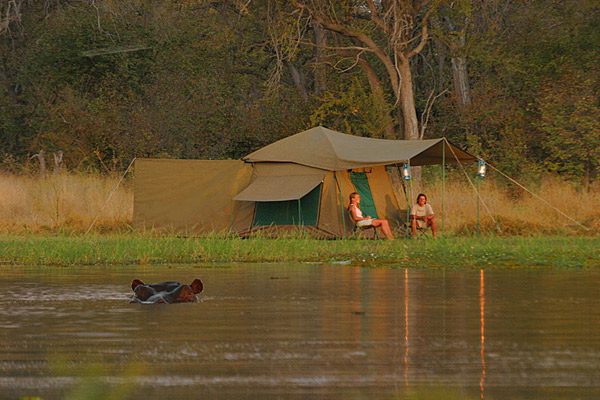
[0,286,128,302]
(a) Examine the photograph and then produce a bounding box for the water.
[0,264,598,399]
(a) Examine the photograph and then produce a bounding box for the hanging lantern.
[477,159,487,178]
[402,163,411,180]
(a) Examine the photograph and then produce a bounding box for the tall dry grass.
[0,173,132,233]
[417,175,600,235]
[0,173,597,235]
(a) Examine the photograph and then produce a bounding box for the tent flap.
[234,174,325,202]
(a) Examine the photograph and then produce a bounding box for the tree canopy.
[0,0,598,186]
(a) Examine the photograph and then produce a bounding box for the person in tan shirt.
[410,193,436,238]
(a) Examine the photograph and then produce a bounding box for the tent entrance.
[253,184,322,226]
[349,172,378,218]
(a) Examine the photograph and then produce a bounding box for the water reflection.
[0,265,598,399]
[404,268,409,387]
[480,269,486,400]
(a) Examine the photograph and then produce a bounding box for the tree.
[536,68,600,189]
[288,0,435,141]
[432,0,472,110]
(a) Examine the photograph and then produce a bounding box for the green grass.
[0,234,598,268]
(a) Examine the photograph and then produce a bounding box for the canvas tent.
[133,126,476,237]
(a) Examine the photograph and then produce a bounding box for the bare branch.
[330,49,366,73]
[366,0,389,34]
[265,1,311,92]
[407,9,432,58]
[420,88,449,139]
[0,0,23,36]
[292,0,400,93]
[299,39,373,53]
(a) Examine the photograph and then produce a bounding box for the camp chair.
[406,218,432,239]
[347,208,379,239]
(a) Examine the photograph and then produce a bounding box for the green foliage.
[310,77,393,138]
[0,1,311,169]
[0,0,598,185]
[428,0,599,184]
[536,67,600,184]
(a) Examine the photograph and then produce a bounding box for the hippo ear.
[131,279,145,291]
[190,279,203,294]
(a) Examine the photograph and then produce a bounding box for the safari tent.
[133,126,476,237]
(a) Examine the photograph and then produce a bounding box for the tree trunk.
[397,60,422,182]
[33,149,46,177]
[312,21,327,95]
[447,17,472,110]
[431,16,448,88]
[287,62,308,101]
[451,54,471,109]
[398,61,420,141]
[53,151,63,174]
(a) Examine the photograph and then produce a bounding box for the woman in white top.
[348,192,394,240]
[410,193,437,238]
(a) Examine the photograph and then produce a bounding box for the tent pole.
[334,172,347,238]
[298,199,302,226]
[442,139,446,236]
[408,160,414,237]
[476,177,481,236]
[397,164,411,239]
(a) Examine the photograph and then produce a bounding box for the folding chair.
[406,219,432,239]
[347,209,379,239]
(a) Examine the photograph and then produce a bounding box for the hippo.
[130,279,203,304]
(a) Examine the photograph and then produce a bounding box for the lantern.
[477,159,486,178]
[402,163,411,180]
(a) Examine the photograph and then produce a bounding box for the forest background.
[0,0,599,238]
[0,0,598,185]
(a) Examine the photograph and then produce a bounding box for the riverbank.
[0,234,597,268]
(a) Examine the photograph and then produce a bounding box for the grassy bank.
[0,234,597,268]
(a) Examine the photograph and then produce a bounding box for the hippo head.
[130,279,203,304]
[131,279,156,302]
[189,279,203,294]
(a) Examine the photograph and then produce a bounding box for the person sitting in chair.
[410,193,437,239]
[348,192,394,240]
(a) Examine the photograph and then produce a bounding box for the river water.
[0,264,598,399]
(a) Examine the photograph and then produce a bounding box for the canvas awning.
[234,174,325,202]
[243,126,476,170]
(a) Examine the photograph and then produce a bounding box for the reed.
[0,172,597,235]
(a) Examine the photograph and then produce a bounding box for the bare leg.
[411,218,417,238]
[373,219,394,240]
[428,216,437,239]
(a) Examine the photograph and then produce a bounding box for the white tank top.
[350,204,364,218]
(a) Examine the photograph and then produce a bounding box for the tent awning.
[234,174,325,202]
[243,126,477,170]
